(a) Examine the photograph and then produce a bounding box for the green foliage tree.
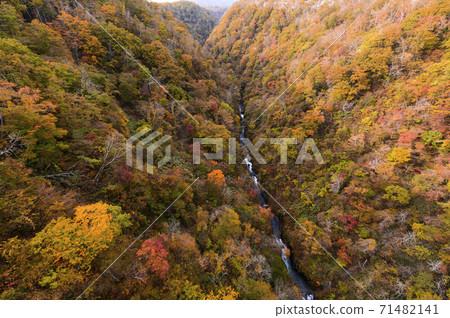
[0,1,21,37]
[383,185,411,205]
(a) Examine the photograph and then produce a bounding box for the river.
[238,99,314,300]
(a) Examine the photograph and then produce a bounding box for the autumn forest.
[0,0,448,300]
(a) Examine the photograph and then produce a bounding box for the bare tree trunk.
[94,132,125,183]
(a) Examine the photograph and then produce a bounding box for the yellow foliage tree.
[1,203,130,293]
[387,147,411,165]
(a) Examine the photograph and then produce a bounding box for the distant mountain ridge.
[160,1,217,44]
[157,0,237,6]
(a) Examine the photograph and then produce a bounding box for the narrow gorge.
[239,90,314,300]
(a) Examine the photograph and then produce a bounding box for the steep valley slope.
[208,0,449,300]
[0,0,448,300]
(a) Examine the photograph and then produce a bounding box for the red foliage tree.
[137,235,169,279]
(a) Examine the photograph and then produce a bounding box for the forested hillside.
[207,0,449,299]
[0,0,290,300]
[0,0,448,301]
[160,1,217,44]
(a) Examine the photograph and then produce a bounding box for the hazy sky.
[149,0,238,6]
